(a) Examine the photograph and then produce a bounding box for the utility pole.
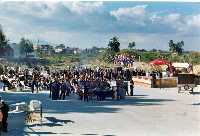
[139,55,141,62]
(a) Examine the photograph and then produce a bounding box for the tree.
[0,27,8,48]
[19,38,34,57]
[151,48,157,52]
[169,40,176,53]
[128,41,136,50]
[176,41,184,54]
[169,40,184,54]
[0,26,13,57]
[108,36,120,53]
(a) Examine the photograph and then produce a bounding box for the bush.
[70,57,80,62]
[139,52,161,62]
[101,48,116,63]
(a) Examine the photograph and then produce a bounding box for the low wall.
[153,78,177,88]
[132,76,177,88]
[132,76,152,88]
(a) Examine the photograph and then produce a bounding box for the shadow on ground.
[81,134,99,135]
[0,91,175,135]
[26,117,75,128]
[6,112,26,136]
[192,103,200,105]
[190,92,200,95]
[1,92,175,114]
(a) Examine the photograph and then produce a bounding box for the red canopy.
[149,59,170,66]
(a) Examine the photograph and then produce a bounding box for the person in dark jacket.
[116,86,121,100]
[60,80,68,100]
[31,79,36,93]
[51,79,60,100]
[0,108,3,134]
[83,84,89,102]
[49,80,53,98]
[130,80,134,96]
[0,101,9,132]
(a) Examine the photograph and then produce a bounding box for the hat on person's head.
[0,100,4,105]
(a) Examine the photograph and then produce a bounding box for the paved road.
[1,87,200,136]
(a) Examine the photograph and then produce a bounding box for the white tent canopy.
[172,63,190,68]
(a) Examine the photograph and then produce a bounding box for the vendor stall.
[177,73,199,93]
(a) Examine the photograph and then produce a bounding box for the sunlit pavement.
[1,86,200,136]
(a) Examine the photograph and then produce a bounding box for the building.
[55,44,65,53]
[33,44,39,50]
[39,44,54,56]
[73,48,80,54]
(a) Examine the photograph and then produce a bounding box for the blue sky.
[0,1,200,50]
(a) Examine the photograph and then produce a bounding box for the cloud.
[0,2,199,50]
[0,1,105,45]
[110,4,200,35]
[0,1,103,18]
[161,13,186,31]
[110,5,147,19]
[0,1,105,33]
[163,13,181,24]
[0,2,58,18]
[187,14,200,28]
[63,1,103,14]
[150,13,162,23]
[155,13,200,34]
[110,5,148,25]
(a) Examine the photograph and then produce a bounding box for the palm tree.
[169,40,176,53]
[128,41,136,50]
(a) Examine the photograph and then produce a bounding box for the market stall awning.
[149,59,170,66]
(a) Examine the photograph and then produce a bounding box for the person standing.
[1,101,9,132]
[35,79,39,93]
[130,79,134,96]
[60,80,68,100]
[31,79,36,93]
[0,105,3,133]
[49,80,53,98]
[51,79,60,100]
[125,81,129,96]
[116,86,121,100]
[83,83,89,102]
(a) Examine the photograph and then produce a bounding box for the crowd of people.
[114,54,134,67]
[0,64,179,133]
[0,65,169,98]
[0,65,137,101]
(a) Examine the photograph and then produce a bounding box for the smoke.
[9,43,20,58]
